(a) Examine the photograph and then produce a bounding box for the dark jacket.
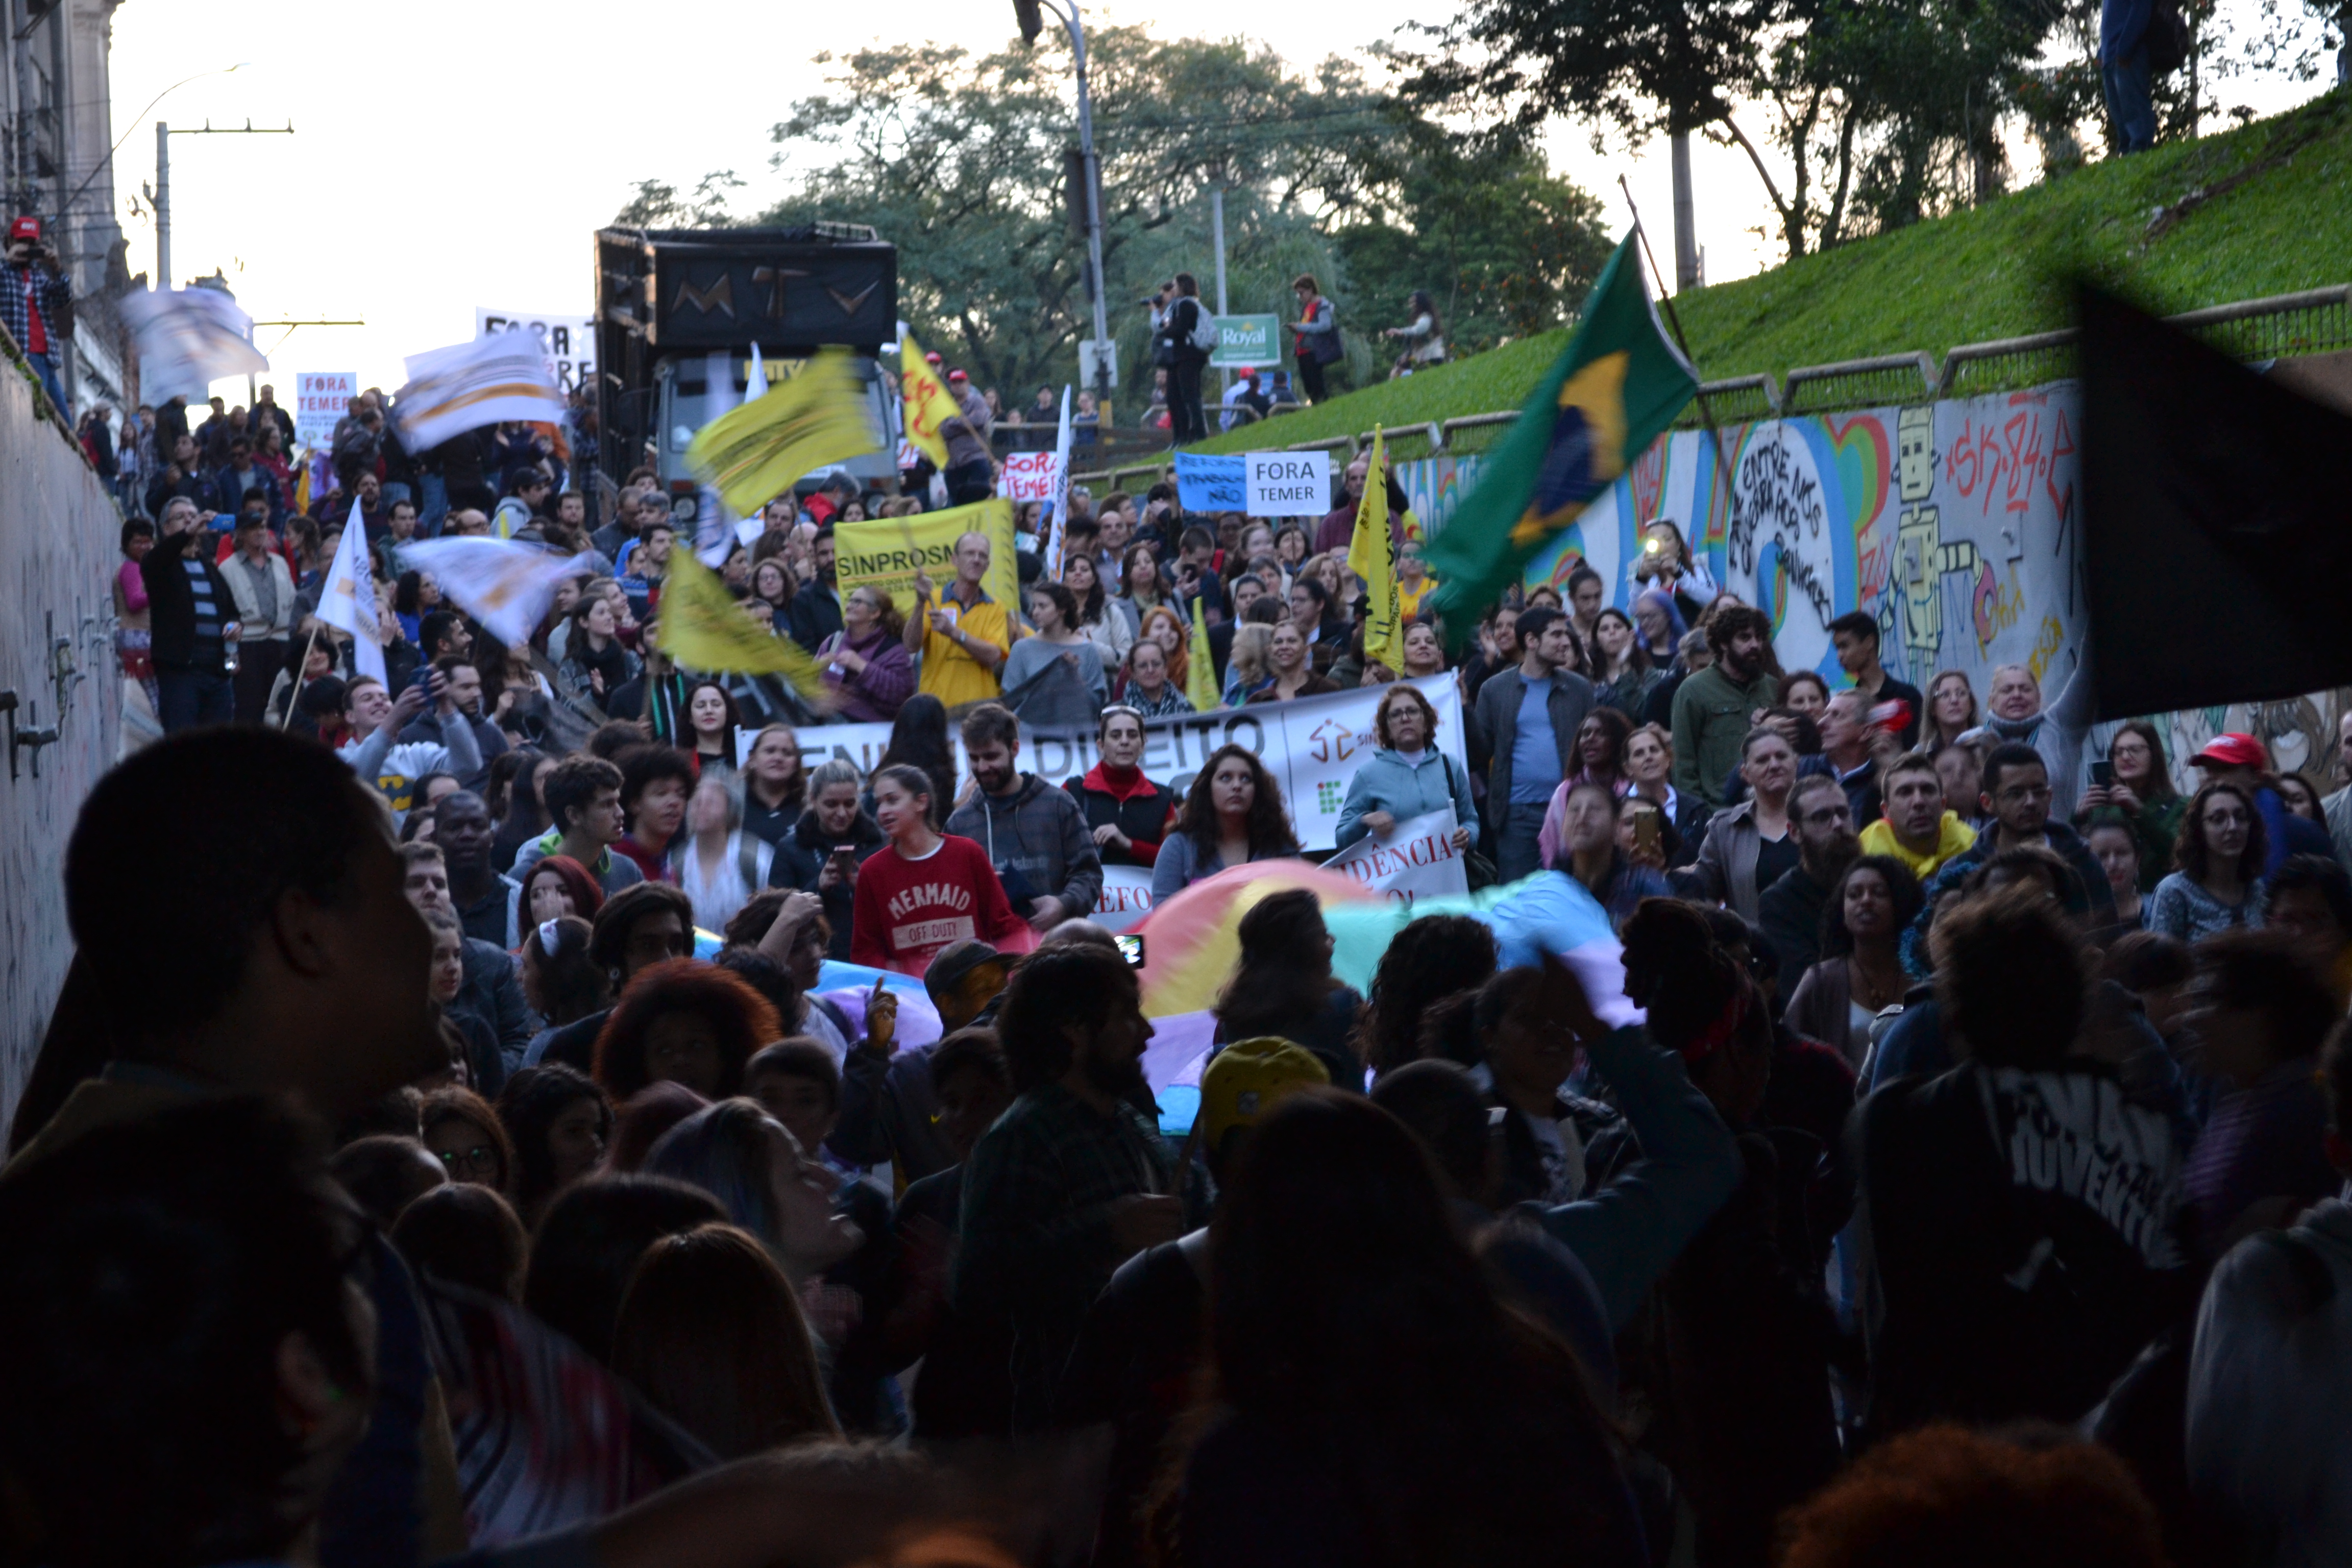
[768,805,888,960]
[145,467,226,520]
[833,1038,954,1183]
[212,464,289,527]
[786,581,844,654]
[1757,862,1836,982]
[944,773,1104,922]
[1901,819,2116,976]
[140,526,236,675]
[1470,665,1598,834]
[1065,764,1178,868]
[458,938,534,1068]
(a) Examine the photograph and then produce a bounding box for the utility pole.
[151,117,292,290]
[1211,183,1229,402]
[1671,131,1699,293]
[1017,0,1113,419]
[247,317,364,409]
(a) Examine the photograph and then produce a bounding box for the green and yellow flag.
[685,347,877,515]
[656,549,834,702]
[1187,595,1219,713]
[1348,426,1408,677]
[899,329,962,470]
[1427,234,1697,643]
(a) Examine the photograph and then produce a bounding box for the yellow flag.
[1348,427,1407,677]
[1187,594,1219,713]
[685,348,877,515]
[655,549,835,702]
[898,329,961,470]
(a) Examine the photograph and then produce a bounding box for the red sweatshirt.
[851,833,1026,976]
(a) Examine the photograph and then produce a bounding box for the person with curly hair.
[592,958,780,1102]
[1354,913,1500,1080]
[1149,743,1301,901]
[2146,777,2268,942]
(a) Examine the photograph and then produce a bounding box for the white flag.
[746,344,770,402]
[395,537,594,649]
[1044,385,1073,579]
[392,335,564,452]
[317,500,387,684]
[121,287,268,404]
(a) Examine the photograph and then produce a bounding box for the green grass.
[1191,87,2352,454]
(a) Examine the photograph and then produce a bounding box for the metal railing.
[1068,281,2350,486]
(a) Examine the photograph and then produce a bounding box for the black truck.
[593,223,901,501]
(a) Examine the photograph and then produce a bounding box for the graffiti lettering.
[2027,616,2064,684]
[1728,434,1828,575]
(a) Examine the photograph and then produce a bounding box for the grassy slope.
[1191,88,2352,454]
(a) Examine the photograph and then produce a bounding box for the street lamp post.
[1018,0,1112,418]
[153,117,293,291]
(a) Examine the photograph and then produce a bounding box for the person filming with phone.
[3,215,71,413]
[336,667,483,822]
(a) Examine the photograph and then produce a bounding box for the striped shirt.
[182,556,227,670]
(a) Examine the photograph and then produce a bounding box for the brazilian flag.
[1428,234,1697,641]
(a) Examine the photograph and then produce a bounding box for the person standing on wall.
[2,216,70,414]
[1161,274,1213,446]
[940,370,996,507]
[1286,274,1341,405]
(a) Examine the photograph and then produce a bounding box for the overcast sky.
[104,0,2323,405]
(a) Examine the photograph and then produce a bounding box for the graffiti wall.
[1516,384,2350,794]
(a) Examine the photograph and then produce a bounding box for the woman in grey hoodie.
[1333,683,1479,853]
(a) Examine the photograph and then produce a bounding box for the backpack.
[2146,0,2189,74]
[1185,298,1219,355]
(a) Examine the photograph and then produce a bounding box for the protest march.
[14,12,2352,1565]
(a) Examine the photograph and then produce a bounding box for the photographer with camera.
[3,215,71,414]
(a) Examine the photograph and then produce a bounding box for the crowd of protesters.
[26,368,2352,1568]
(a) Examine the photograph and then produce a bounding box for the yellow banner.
[1349,426,1407,676]
[898,329,961,470]
[685,347,877,515]
[834,497,1020,622]
[655,550,832,698]
[1186,594,1218,713]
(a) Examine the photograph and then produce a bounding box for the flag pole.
[1617,176,1743,544]
[279,623,322,729]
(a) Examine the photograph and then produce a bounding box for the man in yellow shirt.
[1859,751,1977,878]
[905,529,1016,711]
[1396,537,1437,619]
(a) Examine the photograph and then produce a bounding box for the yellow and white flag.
[1348,427,1407,676]
[397,537,593,648]
[898,329,961,469]
[686,348,876,516]
[391,333,564,452]
[316,498,387,684]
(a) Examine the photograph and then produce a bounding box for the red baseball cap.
[7,216,39,242]
[947,369,969,383]
[2191,733,2267,770]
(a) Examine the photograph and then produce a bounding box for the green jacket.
[1671,664,1779,807]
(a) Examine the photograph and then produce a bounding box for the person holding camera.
[1157,273,1213,445]
[3,215,71,414]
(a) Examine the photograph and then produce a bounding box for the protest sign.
[1246,451,1331,516]
[1173,452,1247,513]
[1094,866,1155,933]
[294,372,356,449]
[834,497,1020,623]
[998,450,1059,504]
[1211,313,1282,369]
[761,674,1466,860]
[475,308,595,394]
[1321,808,1468,903]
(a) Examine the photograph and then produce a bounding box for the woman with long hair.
[1117,543,1170,634]
[1117,636,1192,718]
[592,958,780,1103]
[1631,586,1687,667]
[2147,778,2267,941]
[871,694,957,828]
[2085,814,2146,934]
[494,1061,613,1227]
[1000,579,1108,722]
[1063,551,1134,664]
[1272,524,1310,572]
[678,679,741,784]
[1625,722,1709,867]
[1243,622,1338,704]
[1629,518,1719,624]
[1151,743,1300,900]
[1383,288,1446,375]
[487,746,552,868]
[1535,709,1634,869]
[642,1098,864,1282]
[1354,913,1499,1079]
[1590,606,1661,717]
[1162,1090,1643,1566]
[1920,670,1979,753]
[557,592,640,707]
[740,723,808,844]
[850,764,1029,976]
[1222,623,1273,706]
[2075,719,2184,890]
[1784,855,1924,1067]
[818,585,914,723]
[610,1223,842,1459]
[1214,889,1365,1088]
[393,570,440,644]
[677,775,773,934]
[520,915,610,1065]
[420,1086,516,1196]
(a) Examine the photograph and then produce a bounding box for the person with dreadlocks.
[1603,897,1846,1568]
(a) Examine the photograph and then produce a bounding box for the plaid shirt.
[954,1081,1174,1430]
[0,261,70,356]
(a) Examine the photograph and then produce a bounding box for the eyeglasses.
[1801,805,1853,825]
[436,1143,501,1177]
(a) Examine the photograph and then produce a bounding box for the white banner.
[121,287,269,403]
[1246,450,1330,517]
[1094,865,1154,933]
[395,334,567,452]
[295,371,356,449]
[394,537,594,648]
[1321,808,1468,903]
[998,450,1059,504]
[755,674,1466,855]
[474,308,595,395]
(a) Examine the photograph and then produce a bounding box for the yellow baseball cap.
[1197,1036,1330,1153]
